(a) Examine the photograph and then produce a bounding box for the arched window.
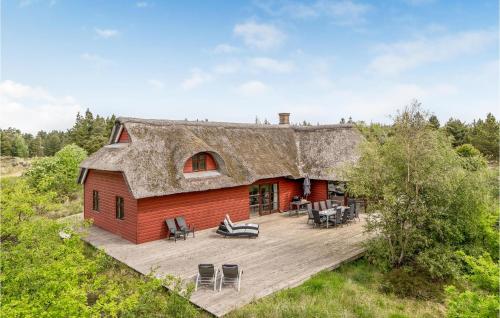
[183,152,217,173]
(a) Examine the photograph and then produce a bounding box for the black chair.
[195,264,218,291]
[341,207,351,225]
[165,218,185,242]
[334,207,343,227]
[306,203,314,224]
[175,216,195,238]
[311,209,326,228]
[219,264,243,292]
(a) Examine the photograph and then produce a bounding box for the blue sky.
[1,0,498,133]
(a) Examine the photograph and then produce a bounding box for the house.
[78,113,363,244]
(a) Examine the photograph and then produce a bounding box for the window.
[192,153,206,172]
[248,183,279,216]
[115,196,125,220]
[92,190,99,211]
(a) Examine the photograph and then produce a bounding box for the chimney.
[278,113,290,125]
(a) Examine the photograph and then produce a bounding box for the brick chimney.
[278,113,290,125]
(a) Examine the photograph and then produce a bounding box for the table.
[320,206,348,228]
[290,200,310,217]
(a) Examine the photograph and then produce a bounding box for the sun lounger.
[225,214,259,230]
[216,219,259,238]
[175,216,195,237]
[165,218,185,242]
[219,264,243,292]
[195,264,218,291]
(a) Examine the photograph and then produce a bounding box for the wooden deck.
[84,213,369,317]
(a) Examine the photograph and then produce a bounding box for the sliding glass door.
[249,183,279,216]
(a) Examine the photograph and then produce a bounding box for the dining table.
[319,206,348,228]
[290,199,310,217]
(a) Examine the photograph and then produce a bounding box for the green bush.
[25,144,87,200]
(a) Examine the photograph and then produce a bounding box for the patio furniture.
[165,218,186,242]
[319,201,327,211]
[216,219,259,238]
[326,199,333,209]
[225,214,259,230]
[290,199,310,217]
[341,207,351,224]
[349,203,360,222]
[319,208,337,228]
[175,216,195,238]
[306,203,314,224]
[195,264,218,291]
[219,264,243,292]
[312,209,327,228]
[334,207,343,227]
[313,202,320,211]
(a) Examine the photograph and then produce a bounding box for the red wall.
[308,180,328,203]
[84,172,326,244]
[118,128,129,143]
[83,170,138,243]
[183,153,217,173]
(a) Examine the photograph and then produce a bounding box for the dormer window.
[192,153,206,172]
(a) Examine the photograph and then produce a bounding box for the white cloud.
[213,60,242,74]
[181,69,212,90]
[80,53,113,68]
[148,79,165,89]
[0,80,84,134]
[136,1,150,8]
[255,0,371,26]
[248,57,294,73]
[212,43,239,54]
[370,29,497,75]
[237,80,269,96]
[233,22,285,50]
[95,28,119,39]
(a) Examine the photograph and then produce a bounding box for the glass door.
[248,183,279,216]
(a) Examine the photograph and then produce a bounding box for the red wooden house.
[78,113,362,244]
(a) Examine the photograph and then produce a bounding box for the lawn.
[227,259,445,318]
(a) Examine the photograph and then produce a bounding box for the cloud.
[248,57,294,73]
[254,0,371,26]
[212,44,240,54]
[0,80,84,134]
[136,1,150,7]
[95,28,120,39]
[233,22,285,50]
[148,79,165,89]
[370,29,497,75]
[237,80,269,96]
[181,69,212,90]
[213,60,242,74]
[80,53,113,68]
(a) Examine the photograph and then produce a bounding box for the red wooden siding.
[118,128,130,143]
[308,180,328,203]
[83,170,138,243]
[183,153,217,173]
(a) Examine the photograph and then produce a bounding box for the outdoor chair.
[219,264,243,292]
[326,199,333,209]
[306,203,314,224]
[313,202,320,211]
[319,201,327,211]
[225,214,259,230]
[165,218,185,242]
[341,207,351,224]
[216,219,259,238]
[334,207,343,227]
[311,209,327,228]
[195,264,218,291]
[175,216,195,238]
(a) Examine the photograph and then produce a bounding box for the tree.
[12,134,29,158]
[347,102,494,279]
[444,118,469,147]
[25,144,87,199]
[428,115,440,129]
[468,113,499,160]
[68,109,114,154]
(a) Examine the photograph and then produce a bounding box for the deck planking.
[84,213,369,317]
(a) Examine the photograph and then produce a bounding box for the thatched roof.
[80,117,363,199]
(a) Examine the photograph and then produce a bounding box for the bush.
[381,267,445,300]
[25,144,87,200]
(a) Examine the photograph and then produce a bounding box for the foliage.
[0,176,201,317]
[347,101,496,281]
[445,253,499,318]
[228,259,444,318]
[428,115,440,129]
[468,113,499,160]
[25,144,87,199]
[443,118,469,147]
[1,109,115,157]
[355,121,392,144]
[455,144,487,171]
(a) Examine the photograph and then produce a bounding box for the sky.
[1,0,499,133]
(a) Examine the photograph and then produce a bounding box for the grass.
[226,259,445,318]
[0,156,31,178]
